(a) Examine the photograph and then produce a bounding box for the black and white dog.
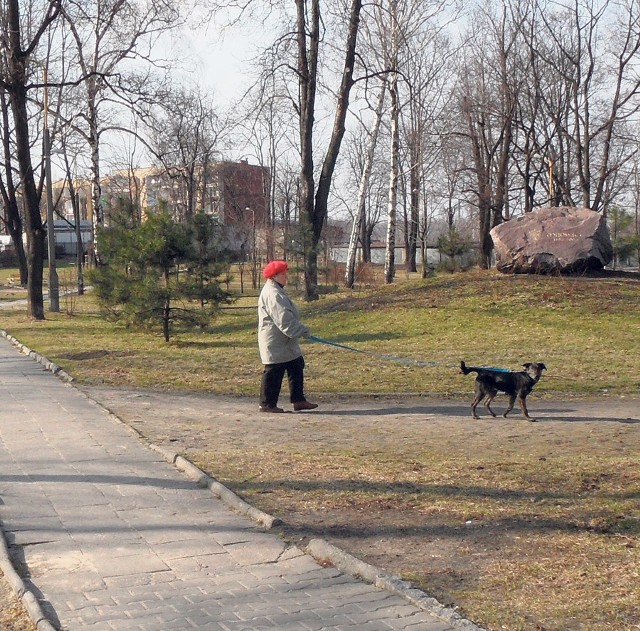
[460,361,547,421]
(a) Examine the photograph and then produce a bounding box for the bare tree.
[272,159,301,261]
[397,3,453,273]
[60,0,182,262]
[457,3,520,268]
[238,0,363,297]
[359,0,452,281]
[240,66,299,262]
[295,0,363,300]
[384,66,400,283]
[400,39,451,273]
[0,0,62,319]
[517,0,640,215]
[142,84,225,223]
[0,88,28,284]
[344,80,387,288]
[633,152,640,270]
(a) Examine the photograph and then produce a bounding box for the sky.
[48,15,267,183]
[132,12,278,168]
[167,12,273,109]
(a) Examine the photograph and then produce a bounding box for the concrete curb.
[174,455,282,529]
[141,444,483,630]
[0,330,73,382]
[80,395,486,631]
[307,539,485,631]
[0,330,484,631]
[0,525,57,631]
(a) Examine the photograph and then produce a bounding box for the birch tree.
[344,80,386,288]
[368,0,452,282]
[384,65,400,283]
[374,0,400,284]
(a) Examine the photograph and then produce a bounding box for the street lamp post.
[44,127,60,312]
[42,67,59,312]
[248,207,258,289]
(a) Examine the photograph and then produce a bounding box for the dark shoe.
[293,400,318,411]
[259,405,285,413]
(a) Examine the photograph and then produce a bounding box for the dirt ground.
[0,575,35,631]
[75,385,640,631]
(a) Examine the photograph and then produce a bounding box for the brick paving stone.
[0,336,471,631]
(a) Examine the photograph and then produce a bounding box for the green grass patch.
[1,269,639,397]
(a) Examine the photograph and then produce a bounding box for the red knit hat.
[263,260,289,279]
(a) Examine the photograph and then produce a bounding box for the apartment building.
[52,159,270,231]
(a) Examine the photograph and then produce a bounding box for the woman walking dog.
[257,260,318,413]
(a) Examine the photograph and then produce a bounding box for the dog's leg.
[470,386,485,419]
[503,394,516,417]
[471,393,483,419]
[484,391,498,417]
[518,395,536,422]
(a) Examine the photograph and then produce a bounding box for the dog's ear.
[522,362,532,369]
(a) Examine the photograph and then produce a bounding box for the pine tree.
[89,208,233,341]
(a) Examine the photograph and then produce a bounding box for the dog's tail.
[460,360,476,375]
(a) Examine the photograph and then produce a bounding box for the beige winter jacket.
[258,279,310,365]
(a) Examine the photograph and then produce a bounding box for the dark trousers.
[260,356,305,408]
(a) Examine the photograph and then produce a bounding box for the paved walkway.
[0,335,473,631]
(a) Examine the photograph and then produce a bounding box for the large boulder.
[490,207,613,274]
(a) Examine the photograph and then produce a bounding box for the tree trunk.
[89,162,102,261]
[385,74,399,284]
[345,81,386,288]
[296,0,362,300]
[406,156,419,273]
[163,271,171,342]
[87,83,102,265]
[3,0,60,317]
[296,0,319,299]
[10,84,46,319]
[2,196,28,285]
[66,173,85,295]
[5,0,53,319]
[361,220,371,263]
[479,200,493,269]
[0,91,28,284]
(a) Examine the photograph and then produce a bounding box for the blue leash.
[308,335,512,372]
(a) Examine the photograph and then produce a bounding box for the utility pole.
[43,66,59,312]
